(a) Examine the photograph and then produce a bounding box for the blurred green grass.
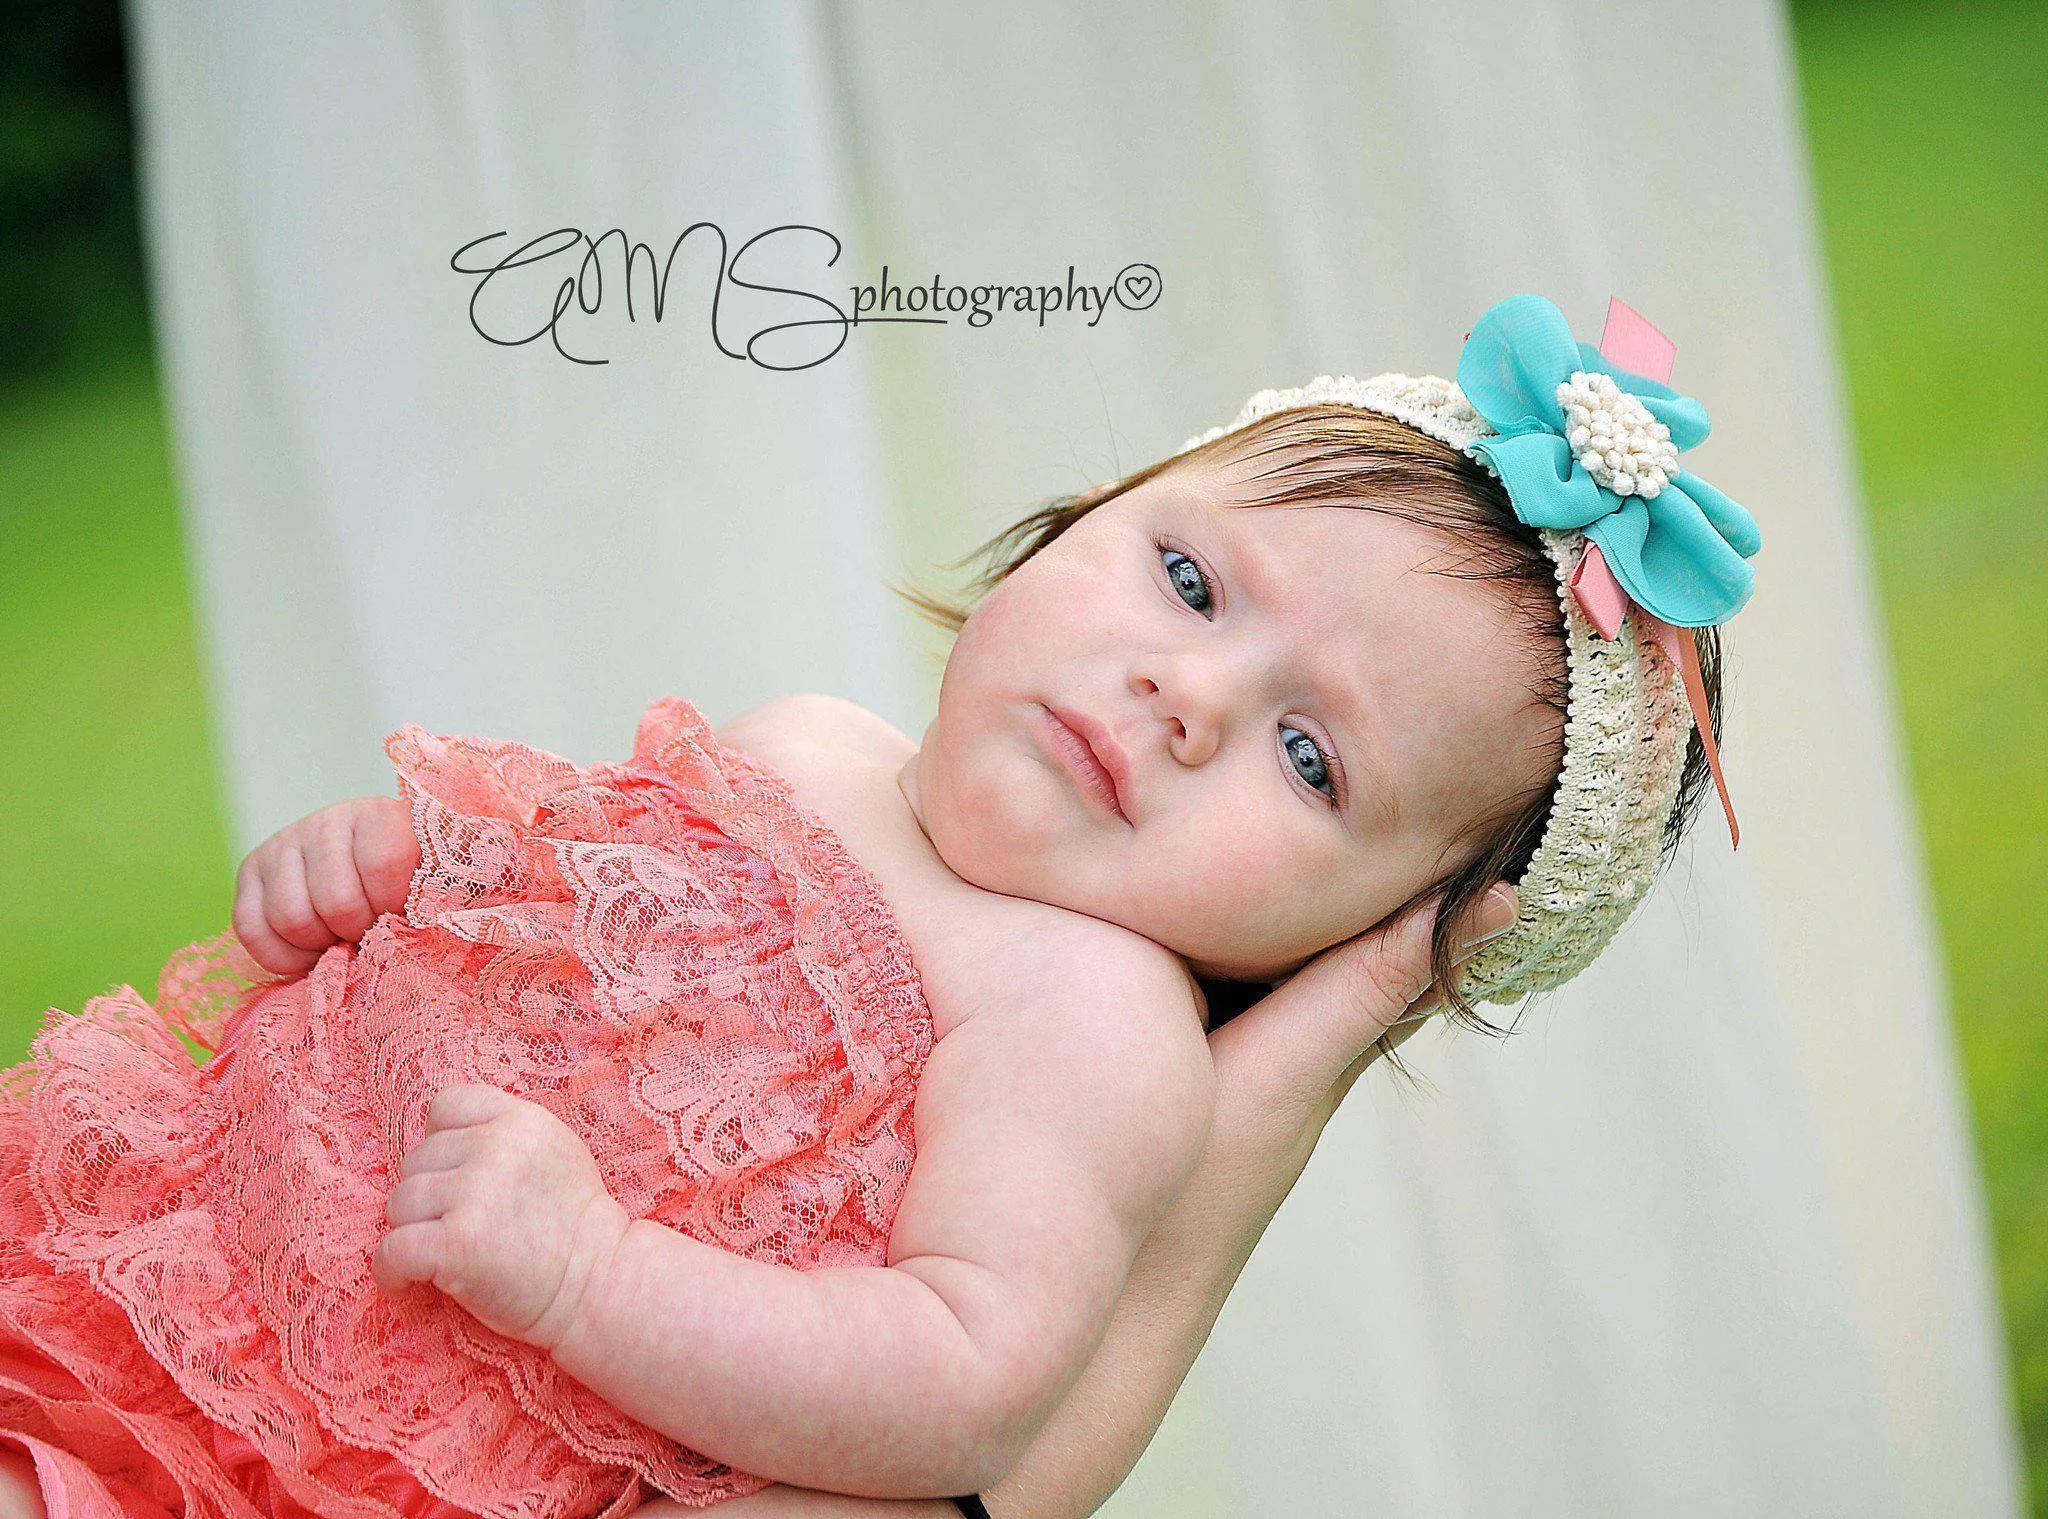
[1791,1,2048,1509]
[0,0,2044,1508]
[0,344,234,1041]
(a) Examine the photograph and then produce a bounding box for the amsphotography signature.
[450,223,1161,371]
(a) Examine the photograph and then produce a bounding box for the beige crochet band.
[1174,373,1693,1006]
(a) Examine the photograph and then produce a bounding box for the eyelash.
[1154,540,1346,810]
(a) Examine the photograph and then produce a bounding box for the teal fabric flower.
[1455,293,1761,628]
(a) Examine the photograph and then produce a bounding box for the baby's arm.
[546,931,1213,1497]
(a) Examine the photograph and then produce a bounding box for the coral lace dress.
[0,697,935,1519]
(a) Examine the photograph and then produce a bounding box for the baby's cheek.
[937,745,1081,896]
[1150,822,1292,929]
[1207,824,1385,949]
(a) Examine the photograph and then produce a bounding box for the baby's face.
[906,459,1564,983]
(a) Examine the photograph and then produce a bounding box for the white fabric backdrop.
[126,2,2022,1514]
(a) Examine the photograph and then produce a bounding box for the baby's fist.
[372,1085,631,1353]
[233,795,419,975]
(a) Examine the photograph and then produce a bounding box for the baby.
[0,295,1758,1519]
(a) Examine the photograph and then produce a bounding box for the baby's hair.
[894,405,1722,1044]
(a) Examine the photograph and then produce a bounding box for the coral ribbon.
[1566,297,1740,849]
[1646,603,1739,850]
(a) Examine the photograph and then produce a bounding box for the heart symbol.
[1114,263,1161,310]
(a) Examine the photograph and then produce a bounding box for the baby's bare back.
[714,695,1216,1442]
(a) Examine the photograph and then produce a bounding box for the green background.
[2,0,2044,1507]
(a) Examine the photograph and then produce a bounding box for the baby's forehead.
[1141,473,1474,599]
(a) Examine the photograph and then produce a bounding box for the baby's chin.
[1172,910,1396,985]
[1091,912,1318,986]
[916,795,1339,982]
[946,848,1300,980]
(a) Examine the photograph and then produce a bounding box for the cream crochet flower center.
[1556,370,1679,500]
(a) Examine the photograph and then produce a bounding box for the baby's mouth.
[1039,705,1132,825]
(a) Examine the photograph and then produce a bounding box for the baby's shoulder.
[952,900,1211,1087]
[981,902,1199,1019]
[715,691,912,767]
[920,904,1214,1234]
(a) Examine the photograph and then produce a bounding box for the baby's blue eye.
[1281,725,1336,799]
[1161,547,1212,613]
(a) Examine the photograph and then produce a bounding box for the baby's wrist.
[531,1195,634,1362]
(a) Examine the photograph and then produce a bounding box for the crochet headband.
[1172,294,1762,1005]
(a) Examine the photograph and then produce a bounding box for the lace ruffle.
[1,696,935,1518]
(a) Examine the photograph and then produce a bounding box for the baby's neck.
[893,754,929,842]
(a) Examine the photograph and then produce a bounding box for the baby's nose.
[1171,714,1222,767]
[1132,666,1228,766]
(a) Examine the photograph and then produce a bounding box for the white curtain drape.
[126,2,2021,1514]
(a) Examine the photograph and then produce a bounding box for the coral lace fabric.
[0,696,935,1519]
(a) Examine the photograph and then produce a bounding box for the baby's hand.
[232,795,420,975]
[371,1085,631,1352]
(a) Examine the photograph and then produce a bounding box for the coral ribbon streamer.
[1645,610,1739,850]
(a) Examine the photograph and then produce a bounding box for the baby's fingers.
[385,1171,455,1229]
[301,808,378,942]
[260,843,340,953]
[350,796,421,918]
[398,1127,480,1178]
[231,848,324,976]
[425,1083,520,1133]
[371,1221,444,1296]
